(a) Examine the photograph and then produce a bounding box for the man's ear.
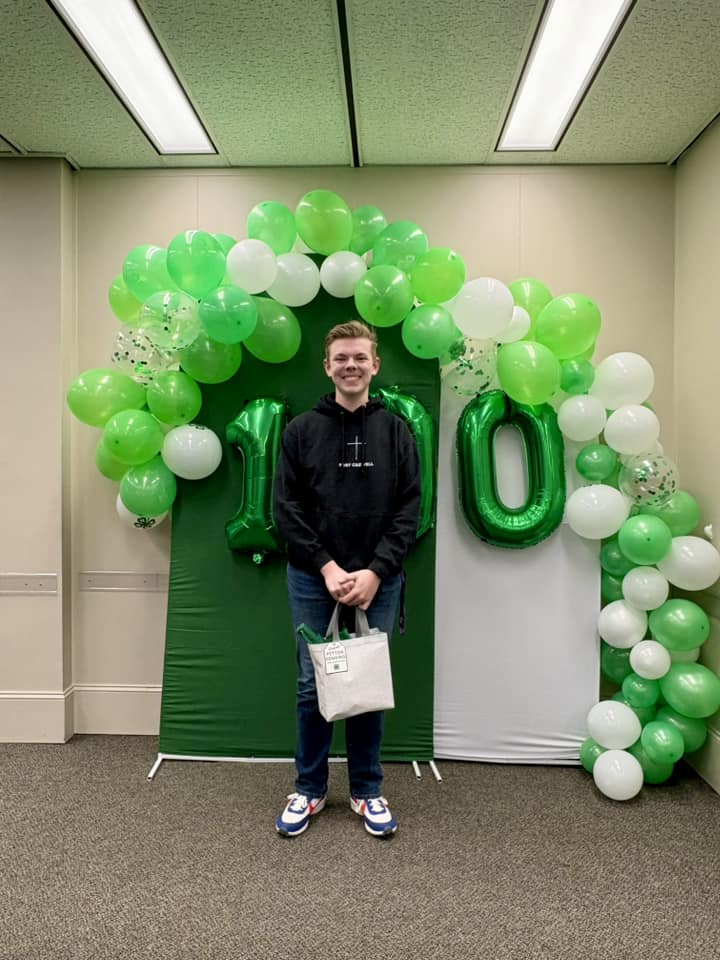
[323,357,332,378]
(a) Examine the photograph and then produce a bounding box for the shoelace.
[287,794,309,812]
[366,798,386,814]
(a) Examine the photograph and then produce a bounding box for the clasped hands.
[320,561,380,611]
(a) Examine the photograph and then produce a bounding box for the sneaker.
[350,796,397,837]
[276,793,326,837]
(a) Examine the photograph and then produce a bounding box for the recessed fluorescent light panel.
[49,0,214,154]
[498,0,633,151]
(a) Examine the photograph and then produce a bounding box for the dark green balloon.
[600,641,632,685]
[560,357,595,395]
[628,741,674,785]
[600,538,634,577]
[649,599,710,652]
[622,672,660,708]
[120,455,177,517]
[655,705,708,753]
[611,692,656,726]
[580,737,606,773]
[601,571,624,604]
[640,721,684,764]
[576,443,617,482]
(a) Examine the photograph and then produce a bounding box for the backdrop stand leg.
[429,760,442,782]
[411,760,422,780]
[147,754,165,780]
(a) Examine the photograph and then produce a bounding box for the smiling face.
[323,336,381,410]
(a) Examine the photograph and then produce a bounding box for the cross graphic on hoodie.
[347,436,364,458]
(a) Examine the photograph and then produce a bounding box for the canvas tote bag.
[305,603,395,722]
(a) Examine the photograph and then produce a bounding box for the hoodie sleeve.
[367,419,422,580]
[273,420,333,573]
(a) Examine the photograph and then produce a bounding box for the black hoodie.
[273,394,421,579]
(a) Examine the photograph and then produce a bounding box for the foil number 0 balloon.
[225,398,288,561]
[457,390,565,547]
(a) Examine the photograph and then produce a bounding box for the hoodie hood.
[313,393,385,417]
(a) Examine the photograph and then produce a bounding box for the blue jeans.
[286,564,402,799]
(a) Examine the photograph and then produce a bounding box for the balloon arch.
[67,188,720,801]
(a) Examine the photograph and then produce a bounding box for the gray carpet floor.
[1,735,718,960]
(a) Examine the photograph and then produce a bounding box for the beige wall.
[2,162,676,741]
[675,120,720,790]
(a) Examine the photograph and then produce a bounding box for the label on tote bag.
[324,642,348,675]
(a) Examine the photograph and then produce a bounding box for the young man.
[273,320,421,838]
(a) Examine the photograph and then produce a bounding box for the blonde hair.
[324,321,378,358]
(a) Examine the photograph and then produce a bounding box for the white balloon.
[587,701,642,750]
[629,639,672,680]
[657,536,720,591]
[320,251,367,298]
[604,405,660,455]
[226,239,277,294]
[593,749,644,801]
[565,485,631,539]
[621,566,669,610]
[495,305,531,344]
[597,600,647,649]
[449,277,514,340]
[115,494,167,529]
[557,395,607,442]
[267,252,320,307]
[590,352,655,409]
[161,424,223,480]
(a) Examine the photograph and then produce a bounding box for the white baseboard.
[0,683,162,741]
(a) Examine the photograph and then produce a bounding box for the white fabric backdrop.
[433,388,600,763]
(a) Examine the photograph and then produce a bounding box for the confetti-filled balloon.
[111,327,178,383]
[440,337,498,397]
[619,453,678,507]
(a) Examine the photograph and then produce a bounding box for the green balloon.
[372,220,429,275]
[640,720,685,764]
[508,278,553,329]
[601,572,624,604]
[600,538,635,577]
[535,294,601,360]
[122,244,173,302]
[622,672,660,708]
[214,233,237,255]
[120,455,177,517]
[146,371,203,425]
[576,443,617,482]
[295,189,352,255]
[496,340,561,405]
[67,368,146,427]
[659,662,720,718]
[199,285,257,344]
[600,641,632,684]
[245,297,301,363]
[627,741,674,784]
[655,705,708,753]
[350,205,387,255]
[617,515,672,565]
[611,692,656,726]
[95,437,128,481]
[640,490,701,537]
[401,305,456,359]
[580,737,606,773]
[166,230,226,299]
[247,201,297,254]
[560,358,595,395]
[103,409,164,465]
[649,599,710,652]
[179,332,243,383]
[108,275,142,325]
[354,265,414,328]
[410,247,466,303]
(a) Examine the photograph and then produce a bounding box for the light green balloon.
[640,720,685,764]
[295,190,352,255]
[576,443,617,482]
[508,277,553,328]
[560,357,595,395]
[354,265,414,328]
[349,205,387,255]
[214,233,237,255]
[655,705,708,753]
[640,490,701,536]
[146,371,203,425]
[247,201,297,254]
[120,456,177,517]
[496,340,561,405]
[622,672,660,709]
[401,305,456,359]
[659,662,720,718]
[372,220,428,275]
[649,599,710,652]
[179,332,243,383]
[67,368,146,427]
[244,297,302,363]
[535,294,601,359]
[199,285,257,344]
[95,437,129,481]
[122,244,173,302]
[108,275,143,326]
[410,247,466,303]
[103,409,164,466]
[617,515,672,565]
[166,230,226,299]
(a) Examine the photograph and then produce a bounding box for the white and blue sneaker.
[350,796,398,837]
[276,793,326,837]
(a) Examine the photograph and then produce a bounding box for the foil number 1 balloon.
[225,398,288,561]
[457,390,565,547]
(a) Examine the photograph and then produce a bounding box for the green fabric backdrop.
[158,287,439,761]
